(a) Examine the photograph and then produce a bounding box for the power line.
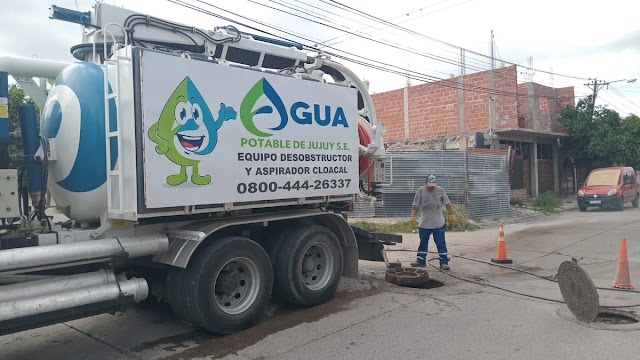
[250,0,582,91]
[245,0,485,72]
[597,94,627,114]
[283,0,501,73]
[167,0,578,101]
[318,0,506,78]
[295,0,500,78]
[261,0,375,33]
[321,0,474,48]
[243,0,536,86]
[321,0,591,81]
[608,87,640,111]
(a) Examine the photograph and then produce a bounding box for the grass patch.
[533,191,561,213]
[350,204,477,234]
[350,219,415,234]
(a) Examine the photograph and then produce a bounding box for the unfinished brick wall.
[407,82,460,138]
[462,69,496,134]
[371,65,573,142]
[370,88,405,140]
[516,83,575,133]
[493,66,519,129]
[371,67,520,141]
[553,87,575,132]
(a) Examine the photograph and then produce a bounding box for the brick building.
[371,65,576,197]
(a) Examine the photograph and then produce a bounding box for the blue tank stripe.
[46,62,119,193]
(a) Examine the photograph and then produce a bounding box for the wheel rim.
[213,257,261,315]
[301,241,335,291]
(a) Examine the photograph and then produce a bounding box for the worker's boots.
[410,262,451,271]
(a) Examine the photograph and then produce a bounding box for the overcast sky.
[2,0,639,116]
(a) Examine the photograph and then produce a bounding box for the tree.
[9,84,37,131]
[8,84,39,168]
[559,95,640,171]
[621,114,640,168]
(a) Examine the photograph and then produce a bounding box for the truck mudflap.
[351,226,402,262]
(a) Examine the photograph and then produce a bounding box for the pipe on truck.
[0,277,148,321]
[0,270,117,303]
[0,56,72,79]
[0,233,169,274]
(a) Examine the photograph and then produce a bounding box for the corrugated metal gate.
[466,153,511,218]
[347,150,510,219]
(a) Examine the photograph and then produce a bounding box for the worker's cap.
[426,175,437,186]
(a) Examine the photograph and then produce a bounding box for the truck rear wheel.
[273,226,343,308]
[168,236,273,334]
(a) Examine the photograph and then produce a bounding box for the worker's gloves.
[448,215,457,225]
[410,217,418,228]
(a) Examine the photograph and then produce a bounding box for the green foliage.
[559,96,640,170]
[533,191,561,213]
[510,197,524,206]
[443,204,477,232]
[8,84,39,169]
[9,84,39,129]
[350,204,477,234]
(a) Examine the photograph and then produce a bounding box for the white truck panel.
[137,50,360,210]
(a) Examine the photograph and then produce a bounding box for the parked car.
[577,167,639,212]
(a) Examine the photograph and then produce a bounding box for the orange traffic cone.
[491,222,513,264]
[612,235,634,289]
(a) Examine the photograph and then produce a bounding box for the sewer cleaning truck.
[0,3,398,336]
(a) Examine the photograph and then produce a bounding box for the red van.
[577,167,639,212]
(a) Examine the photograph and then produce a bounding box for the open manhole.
[593,310,640,325]
[408,279,445,289]
[385,267,439,288]
[556,260,640,331]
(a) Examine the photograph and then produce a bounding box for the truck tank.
[40,61,117,223]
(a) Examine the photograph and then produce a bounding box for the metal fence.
[346,150,511,219]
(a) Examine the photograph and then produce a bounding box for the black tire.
[273,226,343,308]
[633,194,639,208]
[172,236,273,335]
[579,205,587,212]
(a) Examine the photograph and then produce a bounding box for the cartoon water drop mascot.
[148,76,237,186]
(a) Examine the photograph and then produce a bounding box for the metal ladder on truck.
[98,27,136,221]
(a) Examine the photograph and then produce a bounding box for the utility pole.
[488,30,496,148]
[490,30,495,70]
[406,64,411,87]
[584,78,637,119]
[584,79,605,119]
[458,48,466,149]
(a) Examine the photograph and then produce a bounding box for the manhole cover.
[385,267,431,287]
[557,260,600,322]
[594,310,640,325]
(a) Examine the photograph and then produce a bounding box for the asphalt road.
[3,205,640,360]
